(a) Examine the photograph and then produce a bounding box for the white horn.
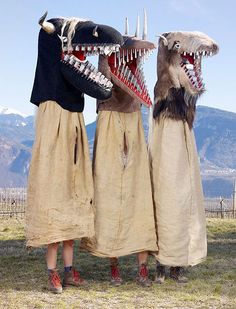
[135,15,140,38]
[125,17,129,35]
[39,11,55,34]
[157,35,168,46]
[142,9,147,40]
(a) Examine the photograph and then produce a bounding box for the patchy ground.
[0,218,235,309]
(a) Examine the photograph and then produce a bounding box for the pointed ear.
[157,33,169,46]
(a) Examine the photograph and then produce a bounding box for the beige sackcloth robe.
[81,110,158,257]
[26,101,95,247]
[149,116,207,266]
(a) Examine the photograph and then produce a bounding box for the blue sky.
[0,0,235,123]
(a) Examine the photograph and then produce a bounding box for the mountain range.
[0,105,235,197]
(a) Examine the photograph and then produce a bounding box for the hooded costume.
[149,31,219,266]
[81,13,158,257]
[26,13,123,247]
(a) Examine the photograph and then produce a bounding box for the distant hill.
[0,105,235,197]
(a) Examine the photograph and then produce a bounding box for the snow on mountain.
[0,105,28,117]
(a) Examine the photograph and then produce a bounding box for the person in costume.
[26,12,123,293]
[149,31,219,283]
[81,11,158,287]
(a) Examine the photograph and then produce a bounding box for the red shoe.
[136,263,152,287]
[63,267,87,287]
[110,263,123,286]
[48,269,63,294]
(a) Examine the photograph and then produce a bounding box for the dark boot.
[48,269,63,294]
[136,263,152,287]
[155,262,166,284]
[63,267,87,287]
[110,261,123,286]
[170,266,188,283]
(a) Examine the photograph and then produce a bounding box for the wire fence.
[0,188,27,219]
[0,188,235,219]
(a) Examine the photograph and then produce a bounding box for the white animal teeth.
[184,52,187,56]
[74,62,80,69]
[104,46,113,56]
[69,57,76,65]
[130,49,133,60]
[185,64,194,70]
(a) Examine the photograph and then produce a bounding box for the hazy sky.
[0,0,235,123]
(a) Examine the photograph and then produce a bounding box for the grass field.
[0,219,235,309]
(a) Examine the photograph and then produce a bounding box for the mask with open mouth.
[98,11,156,109]
[153,31,219,128]
[31,12,124,111]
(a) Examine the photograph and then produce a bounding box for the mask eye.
[173,41,181,50]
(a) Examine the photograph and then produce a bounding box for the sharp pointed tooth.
[210,51,213,56]
[122,50,125,64]
[135,49,137,58]
[130,49,133,61]
[190,52,192,56]
[121,64,125,75]
[124,66,128,77]
[74,61,80,69]
[78,63,85,72]
[75,45,80,51]
[184,52,187,56]
[64,54,70,61]
[117,51,121,67]
[69,57,76,65]
[114,52,117,68]
[126,50,129,62]
[127,71,131,81]
[186,64,194,70]
[104,46,112,56]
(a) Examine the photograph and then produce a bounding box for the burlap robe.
[26,101,95,247]
[149,116,207,266]
[81,111,158,257]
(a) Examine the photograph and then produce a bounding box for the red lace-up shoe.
[63,267,87,287]
[48,269,63,294]
[136,263,152,287]
[110,263,123,286]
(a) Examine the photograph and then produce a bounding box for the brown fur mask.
[153,31,219,128]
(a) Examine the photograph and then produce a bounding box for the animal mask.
[99,11,156,107]
[153,31,219,127]
[31,11,124,106]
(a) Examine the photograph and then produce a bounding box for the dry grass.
[0,218,235,309]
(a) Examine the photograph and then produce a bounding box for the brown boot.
[154,262,166,284]
[136,263,152,287]
[110,262,123,286]
[63,267,87,287]
[170,267,188,283]
[48,269,63,294]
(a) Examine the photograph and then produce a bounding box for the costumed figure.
[81,11,158,287]
[149,31,219,283]
[26,12,123,293]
